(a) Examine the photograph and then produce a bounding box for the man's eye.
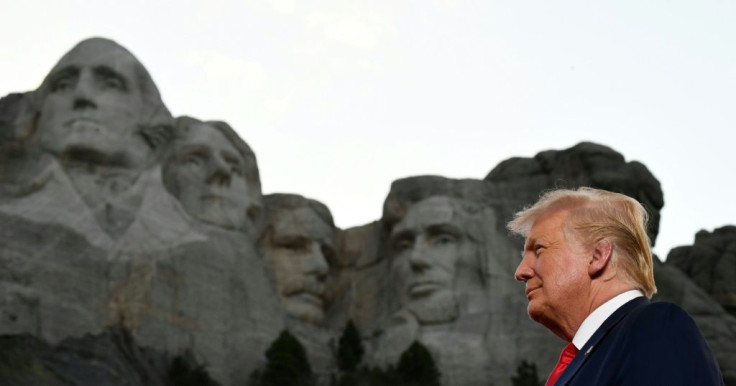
[393,238,413,252]
[433,234,456,245]
[182,154,204,166]
[51,77,75,92]
[278,240,307,251]
[101,76,125,91]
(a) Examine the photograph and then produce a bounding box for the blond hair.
[508,187,656,298]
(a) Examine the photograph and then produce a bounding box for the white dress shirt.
[572,289,644,350]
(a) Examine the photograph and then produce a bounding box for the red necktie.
[546,343,579,386]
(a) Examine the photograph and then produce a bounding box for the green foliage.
[329,327,440,386]
[511,360,542,386]
[337,320,365,372]
[258,330,315,386]
[396,341,441,386]
[335,372,359,386]
[167,354,218,386]
[247,369,262,386]
[358,365,401,386]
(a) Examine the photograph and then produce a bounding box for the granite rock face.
[667,226,736,316]
[2,38,736,386]
[0,38,282,385]
[0,326,169,386]
[348,176,518,386]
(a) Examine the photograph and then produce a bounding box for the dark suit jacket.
[558,297,723,385]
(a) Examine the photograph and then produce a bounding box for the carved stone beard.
[407,289,459,325]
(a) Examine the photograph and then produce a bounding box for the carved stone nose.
[73,97,96,110]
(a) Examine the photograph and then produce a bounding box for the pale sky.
[2,0,735,259]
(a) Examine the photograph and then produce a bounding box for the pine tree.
[511,360,542,386]
[396,341,441,386]
[259,330,315,386]
[337,320,365,372]
[167,354,218,386]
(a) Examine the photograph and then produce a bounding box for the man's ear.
[139,123,173,151]
[589,238,613,278]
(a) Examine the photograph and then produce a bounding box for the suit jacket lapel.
[556,297,649,385]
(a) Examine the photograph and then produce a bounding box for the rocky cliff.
[1,38,734,385]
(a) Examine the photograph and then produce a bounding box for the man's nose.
[514,253,535,282]
[206,155,232,186]
[72,72,98,110]
[408,238,432,272]
[304,242,329,280]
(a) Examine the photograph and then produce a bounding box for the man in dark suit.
[509,187,723,385]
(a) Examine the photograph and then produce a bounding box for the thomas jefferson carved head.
[163,116,261,232]
[32,38,171,169]
[258,194,336,324]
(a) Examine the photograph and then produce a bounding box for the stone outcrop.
[486,141,664,243]
[1,38,735,385]
[667,226,736,316]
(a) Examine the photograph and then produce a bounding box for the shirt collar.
[572,289,644,349]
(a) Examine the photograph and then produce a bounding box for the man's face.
[263,207,334,324]
[389,196,474,324]
[37,40,148,167]
[164,124,252,230]
[514,210,590,335]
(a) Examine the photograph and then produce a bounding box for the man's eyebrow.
[426,223,462,237]
[222,150,242,164]
[178,144,210,154]
[47,66,80,82]
[272,233,309,242]
[93,65,129,90]
[523,236,537,251]
[390,228,413,240]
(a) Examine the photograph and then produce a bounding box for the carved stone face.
[37,39,149,168]
[389,196,477,324]
[262,207,335,324]
[164,123,252,230]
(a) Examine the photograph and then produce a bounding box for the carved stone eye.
[433,233,456,245]
[393,237,414,252]
[101,76,124,91]
[182,153,205,166]
[276,237,309,252]
[51,76,75,92]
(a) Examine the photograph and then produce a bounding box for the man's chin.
[195,206,245,230]
[406,290,458,325]
[526,303,548,324]
[285,300,325,324]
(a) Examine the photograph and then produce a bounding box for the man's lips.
[408,281,442,297]
[65,117,101,128]
[525,286,541,299]
[289,291,325,308]
[200,193,238,203]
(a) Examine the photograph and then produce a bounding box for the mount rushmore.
[1,38,735,385]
